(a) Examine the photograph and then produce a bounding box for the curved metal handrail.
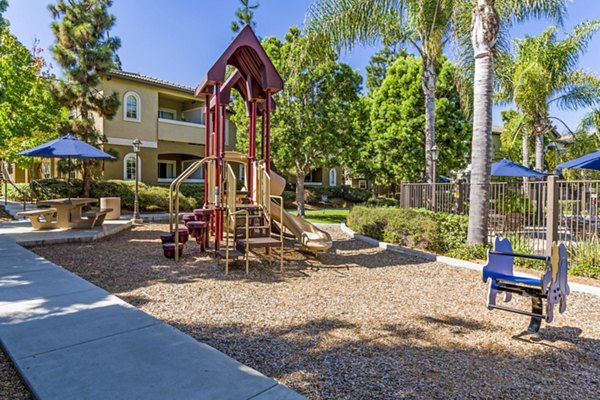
[169,156,215,261]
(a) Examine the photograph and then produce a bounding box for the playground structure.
[163,26,332,271]
[482,237,570,332]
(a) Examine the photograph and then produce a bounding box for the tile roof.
[106,69,195,94]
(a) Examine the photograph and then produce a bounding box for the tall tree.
[231,0,259,33]
[457,0,567,244]
[365,44,405,93]
[0,28,68,163]
[370,54,471,185]
[49,0,121,197]
[307,0,458,185]
[0,0,8,30]
[495,21,600,172]
[231,28,363,216]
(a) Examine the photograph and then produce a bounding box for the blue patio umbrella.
[491,158,547,177]
[18,134,116,198]
[556,151,600,171]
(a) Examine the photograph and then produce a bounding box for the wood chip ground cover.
[26,224,600,399]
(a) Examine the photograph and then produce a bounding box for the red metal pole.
[204,94,210,208]
[214,84,221,251]
[261,108,266,160]
[248,100,256,201]
[266,91,272,174]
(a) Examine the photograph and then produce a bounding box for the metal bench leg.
[528,297,544,333]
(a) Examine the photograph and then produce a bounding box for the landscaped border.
[340,222,600,298]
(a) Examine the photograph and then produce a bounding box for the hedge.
[2,179,197,212]
[347,206,470,254]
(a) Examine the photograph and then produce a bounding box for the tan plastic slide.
[269,170,333,253]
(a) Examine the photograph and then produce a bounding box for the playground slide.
[269,170,333,252]
[270,201,333,252]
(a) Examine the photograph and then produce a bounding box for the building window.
[158,160,176,181]
[181,159,204,181]
[124,91,141,122]
[158,108,176,120]
[358,179,367,190]
[329,168,337,187]
[123,153,139,181]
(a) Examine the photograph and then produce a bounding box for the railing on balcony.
[157,118,205,145]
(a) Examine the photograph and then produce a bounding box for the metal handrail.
[270,195,284,272]
[170,156,215,261]
[225,209,249,275]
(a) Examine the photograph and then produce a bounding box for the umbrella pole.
[68,156,71,200]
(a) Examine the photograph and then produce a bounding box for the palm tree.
[496,21,600,172]
[463,0,566,244]
[307,0,456,184]
[305,0,567,244]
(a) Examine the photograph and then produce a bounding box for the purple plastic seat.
[162,242,184,259]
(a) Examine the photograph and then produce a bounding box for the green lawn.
[288,208,350,224]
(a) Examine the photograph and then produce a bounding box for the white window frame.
[123,91,141,122]
[158,107,177,120]
[329,168,337,187]
[123,153,141,181]
[182,106,206,126]
[181,159,205,183]
[358,179,367,190]
[157,160,176,182]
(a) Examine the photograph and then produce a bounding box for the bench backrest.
[482,237,514,283]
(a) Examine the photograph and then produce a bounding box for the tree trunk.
[295,166,306,217]
[533,119,545,172]
[522,131,530,168]
[422,56,437,184]
[467,0,498,245]
[82,159,91,197]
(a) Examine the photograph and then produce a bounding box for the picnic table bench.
[16,208,58,230]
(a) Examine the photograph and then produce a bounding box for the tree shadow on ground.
[171,317,600,400]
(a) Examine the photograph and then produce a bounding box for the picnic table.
[36,198,102,229]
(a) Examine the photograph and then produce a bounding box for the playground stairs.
[217,204,281,258]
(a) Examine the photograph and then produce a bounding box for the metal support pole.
[248,100,256,201]
[546,175,559,256]
[265,91,272,173]
[432,161,437,212]
[204,94,211,208]
[214,84,221,251]
[133,153,141,223]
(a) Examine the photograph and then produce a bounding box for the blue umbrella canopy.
[491,158,547,177]
[556,151,600,171]
[18,134,115,159]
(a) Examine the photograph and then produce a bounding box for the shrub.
[155,183,204,207]
[347,206,469,254]
[446,243,490,261]
[366,197,398,207]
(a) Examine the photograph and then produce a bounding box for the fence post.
[546,175,559,256]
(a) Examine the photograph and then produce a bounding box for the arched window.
[123,153,140,180]
[329,168,337,187]
[123,91,141,122]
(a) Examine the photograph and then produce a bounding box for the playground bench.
[482,237,570,332]
[17,208,58,230]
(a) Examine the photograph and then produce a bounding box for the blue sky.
[5,0,600,132]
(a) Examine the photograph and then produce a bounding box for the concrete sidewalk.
[0,214,304,399]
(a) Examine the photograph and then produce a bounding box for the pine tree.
[49,0,121,197]
[0,0,8,30]
[231,0,259,34]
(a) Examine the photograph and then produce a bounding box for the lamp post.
[430,144,440,211]
[132,138,143,224]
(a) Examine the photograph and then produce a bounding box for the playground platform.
[0,204,305,399]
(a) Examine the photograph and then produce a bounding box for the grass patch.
[288,208,350,224]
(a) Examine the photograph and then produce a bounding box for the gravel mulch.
[27,224,600,399]
[0,347,33,400]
